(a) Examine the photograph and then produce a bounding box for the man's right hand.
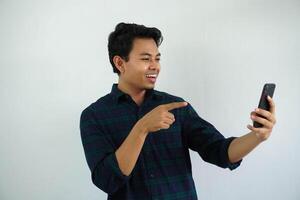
[136,101,188,134]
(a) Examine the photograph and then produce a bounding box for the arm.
[80,108,132,194]
[228,96,277,163]
[116,101,187,176]
[115,123,148,176]
[228,131,262,163]
[182,102,242,170]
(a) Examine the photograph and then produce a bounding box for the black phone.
[253,83,276,128]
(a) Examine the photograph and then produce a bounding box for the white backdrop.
[1,0,299,199]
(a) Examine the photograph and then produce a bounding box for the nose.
[149,59,159,70]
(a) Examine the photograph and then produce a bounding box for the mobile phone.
[253,83,276,128]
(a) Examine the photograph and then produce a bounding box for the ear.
[113,56,125,74]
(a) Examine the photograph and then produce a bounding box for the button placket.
[140,107,158,198]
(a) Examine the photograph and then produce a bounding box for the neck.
[117,79,146,106]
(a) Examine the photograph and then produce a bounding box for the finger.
[251,114,273,129]
[163,118,174,125]
[254,108,275,123]
[267,96,276,114]
[164,102,188,111]
[247,124,261,133]
[160,122,170,129]
[247,124,269,134]
[165,112,175,121]
[250,111,261,119]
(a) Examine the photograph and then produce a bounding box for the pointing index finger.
[164,102,188,111]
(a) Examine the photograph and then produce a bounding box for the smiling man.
[80,22,276,200]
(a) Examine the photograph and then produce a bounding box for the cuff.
[105,153,132,180]
[223,137,242,170]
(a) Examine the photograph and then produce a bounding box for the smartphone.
[253,83,276,128]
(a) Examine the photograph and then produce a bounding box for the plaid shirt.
[80,83,241,200]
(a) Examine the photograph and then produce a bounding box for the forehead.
[130,38,160,55]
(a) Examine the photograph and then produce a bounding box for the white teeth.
[146,74,157,78]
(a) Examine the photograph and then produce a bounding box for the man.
[80,22,276,200]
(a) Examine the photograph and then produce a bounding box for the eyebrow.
[139,53,161,57]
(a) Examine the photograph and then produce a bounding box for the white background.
[1,0,299,199]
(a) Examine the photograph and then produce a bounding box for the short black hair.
[108,22,163,75]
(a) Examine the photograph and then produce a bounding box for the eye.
[141,58,150,61]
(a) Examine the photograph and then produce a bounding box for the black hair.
[108,22,163,75]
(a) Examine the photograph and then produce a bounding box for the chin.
[144,84,155,89]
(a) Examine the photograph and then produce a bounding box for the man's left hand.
[247,96,277,142]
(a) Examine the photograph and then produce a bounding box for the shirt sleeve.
[181,102,242,170]
[80,108,131,194]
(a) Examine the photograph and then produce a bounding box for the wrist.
[134,120,149,137]
[251,131,265,143]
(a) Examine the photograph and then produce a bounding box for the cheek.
[127,68,146,80]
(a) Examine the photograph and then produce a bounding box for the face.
[116,38,161,91]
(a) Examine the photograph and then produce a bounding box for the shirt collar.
[110,83,163,104]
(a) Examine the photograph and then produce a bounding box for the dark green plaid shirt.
[80,83,241,200]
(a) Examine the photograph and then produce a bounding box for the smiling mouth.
[145,74,157,78]
[145,74,157,83]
